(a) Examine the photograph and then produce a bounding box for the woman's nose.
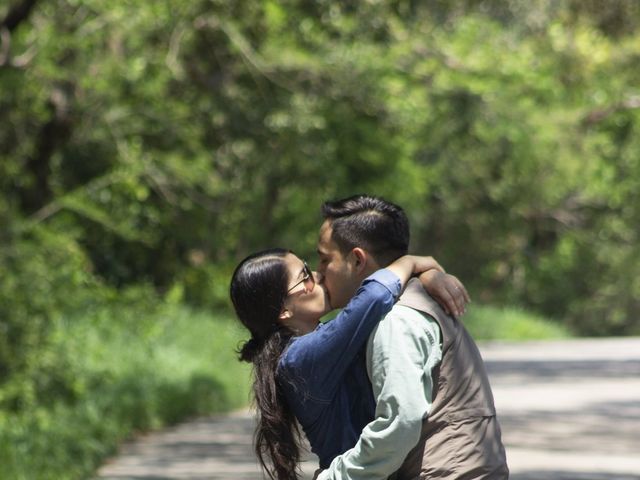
[313,271,324,284]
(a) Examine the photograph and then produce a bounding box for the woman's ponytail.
[250,328,300,480]
[230,249,302,480]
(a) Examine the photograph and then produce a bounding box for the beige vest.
[393,279,509,480]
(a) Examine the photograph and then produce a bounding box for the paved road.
[97,337,640,480]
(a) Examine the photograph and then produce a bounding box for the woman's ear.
[279,308,292,323]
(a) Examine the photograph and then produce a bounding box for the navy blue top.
[277,269,402,468]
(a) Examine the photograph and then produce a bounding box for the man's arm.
[316,306,442,480]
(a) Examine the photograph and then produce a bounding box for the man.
[315,194,508,479]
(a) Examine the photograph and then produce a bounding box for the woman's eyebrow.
[296,265,306,278]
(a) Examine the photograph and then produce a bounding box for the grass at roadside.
[0,299,568,480]
[464,304,571,341]
[0,303,250,480]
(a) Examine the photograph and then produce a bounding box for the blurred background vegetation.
[1,0,639,478]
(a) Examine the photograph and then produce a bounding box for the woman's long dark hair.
[230,248,301,480]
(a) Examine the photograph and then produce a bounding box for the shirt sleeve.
[317,307,441,480]
[279,269,401,403]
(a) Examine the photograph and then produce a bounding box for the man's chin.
[326,294,334,311]
[322,287,336,313]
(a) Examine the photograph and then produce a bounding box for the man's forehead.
[319,219,332,236]
[316,220,329,242]
[316,240,331,256]
[317,221,340,254]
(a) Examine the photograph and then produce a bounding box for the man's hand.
[418,270,470,317]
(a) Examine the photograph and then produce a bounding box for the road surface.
[97,337,640,479]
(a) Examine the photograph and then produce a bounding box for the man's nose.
[313,271,324,284]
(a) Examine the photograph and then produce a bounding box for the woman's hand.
[418,270,470,317]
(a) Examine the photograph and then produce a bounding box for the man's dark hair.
[321,194,410,266]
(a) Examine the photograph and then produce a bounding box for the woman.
[230,248,463,480]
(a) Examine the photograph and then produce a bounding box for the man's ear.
[351,247,368,274]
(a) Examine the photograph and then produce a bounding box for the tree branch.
[0,27,9,65]
[194,14,296,93]
[1,0,39,33]
[27,169,129,226]
[165,24,187,79]
[19,84,74,214]
[1,0,40,68]
[582,96,640,127]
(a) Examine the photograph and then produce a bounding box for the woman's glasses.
[287,261,314,294]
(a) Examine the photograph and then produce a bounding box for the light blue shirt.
[318,305,442,480]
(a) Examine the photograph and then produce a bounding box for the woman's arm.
[385,255,444,286]
[279,256,441,402]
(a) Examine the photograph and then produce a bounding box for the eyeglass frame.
[286,261,314,294]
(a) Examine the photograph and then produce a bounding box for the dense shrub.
[2,1,638,334]
[0,298,250,480]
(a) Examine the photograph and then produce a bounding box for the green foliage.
[0,226,97,410]
[1,1,639,474]
[3,0,638,332]
[0,302,249,480]
[464,304,571,341]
